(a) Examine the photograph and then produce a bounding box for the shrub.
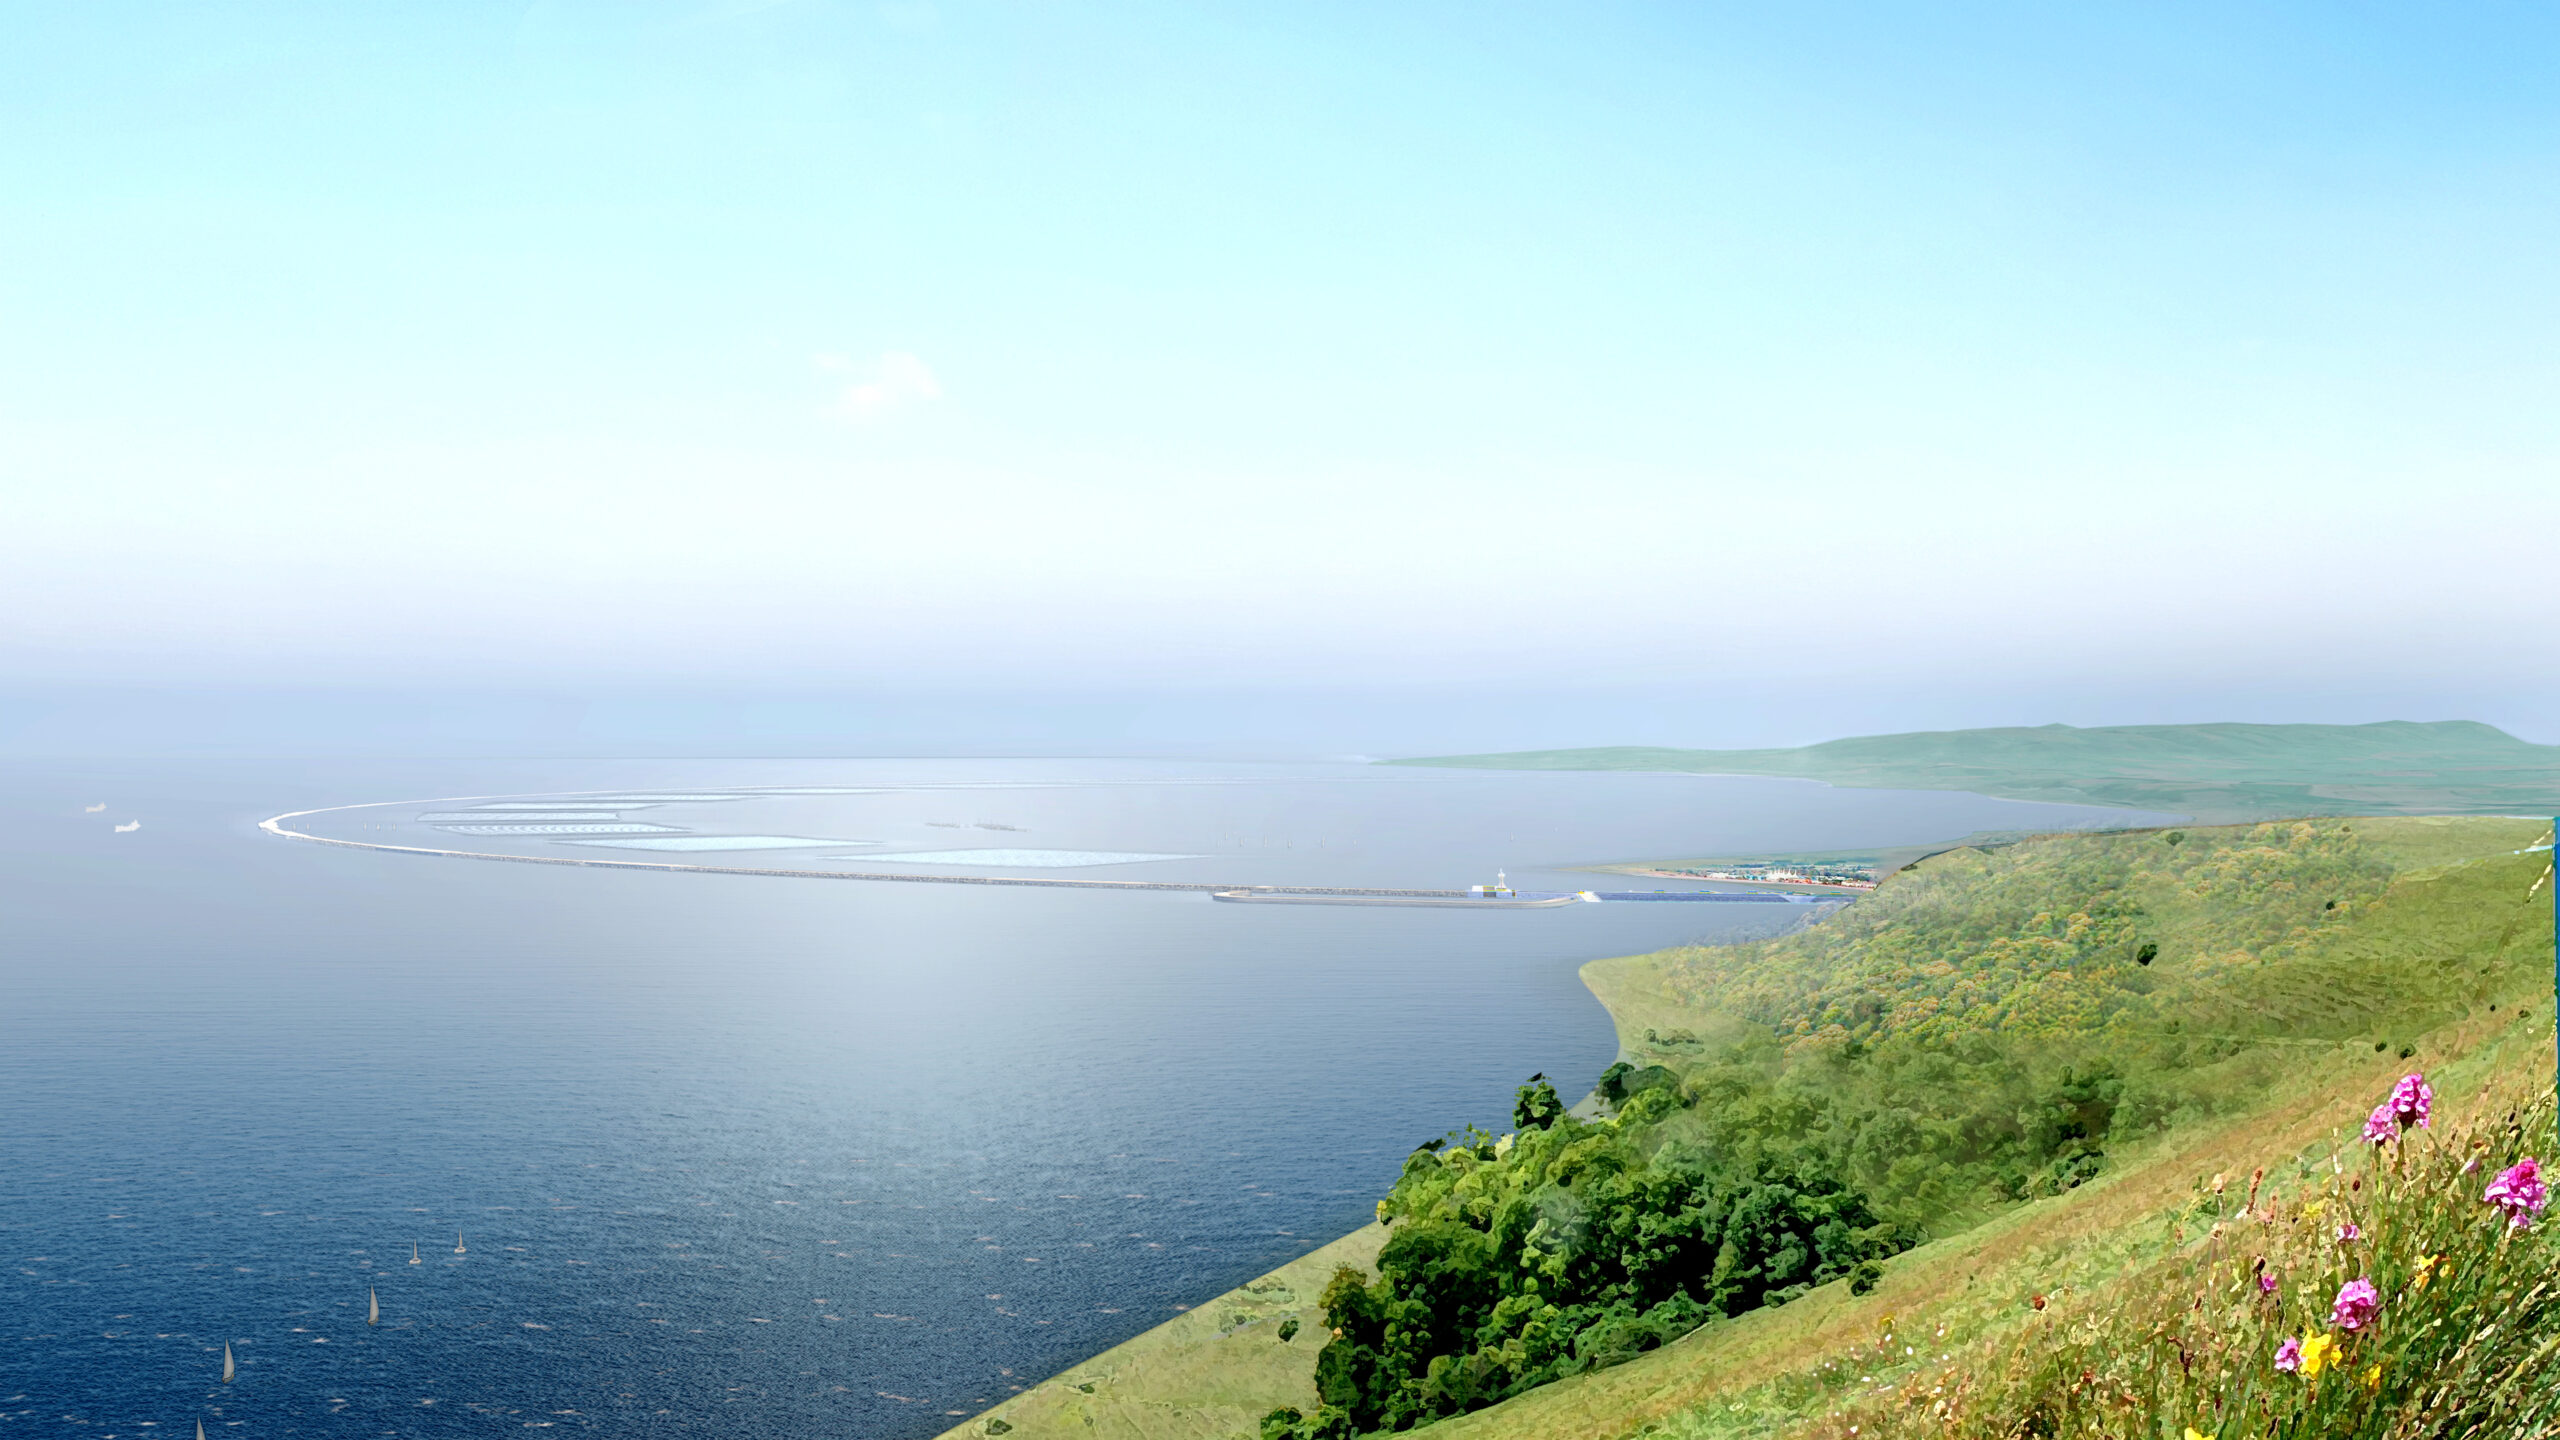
[1273,1078,1912,1435]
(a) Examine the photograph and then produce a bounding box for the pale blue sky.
[4,3,2555,752]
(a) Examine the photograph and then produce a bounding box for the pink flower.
[2388,1073,2433,1130]
[2464,1156,2481,1175]
[2258,1271,2279,1295]
[2332,1277,2379,1332]
[2336,1223,2361,1242]
[2486,1158,2548,1229]
[2362,1105,2396,1145]
[2273,1336,2303,1372]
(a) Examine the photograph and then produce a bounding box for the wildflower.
[2486,1158,2548,1228]
[2388,1072,2433,1129]
[2361,1361,2384,1392]
[2273,1337,2303,1372]
[2363,1104,2396,1145]
[2332,1278,2380,1332]
[2297,1332,2340,1378]
[2464,1156,2481,1175]
[2186,1429,2211,1440]
[2258,1271,2278,1295]
[2412,1253,2444,1291]
[2336,1222,2361,1242]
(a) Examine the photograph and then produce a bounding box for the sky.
[3,2,2556,755]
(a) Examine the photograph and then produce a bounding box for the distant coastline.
[1386,719,2560,823]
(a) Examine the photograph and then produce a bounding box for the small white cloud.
[818,351,943,422]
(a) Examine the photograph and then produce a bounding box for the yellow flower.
[2298,1332,2341,1378]
[2362,1362,2384,1393]
[2186,1429,2212,1440]
[2413,1253,2444,1291]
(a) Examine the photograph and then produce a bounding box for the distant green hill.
[1387,720,2560,822]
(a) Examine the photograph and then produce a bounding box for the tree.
[1279,1088,1914,1434]
[1513,1074,1565,1130]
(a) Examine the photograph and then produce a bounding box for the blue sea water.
[1,758,2165,1438]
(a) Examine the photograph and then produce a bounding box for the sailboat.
[369,1287,379,1326]
[454,1233,466,1254]
[197,1423,206,1440]
[410,1242,421,1265]
[221,1341,234,1382]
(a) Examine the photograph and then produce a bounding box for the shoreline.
[264,785,1863,1440]
[933,881,1873,1440]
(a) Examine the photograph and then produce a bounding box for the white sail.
[369,1287,379,1325]
[221,1341,234,1382]
[455,1232,465,1254]
[410,1242,420,1264]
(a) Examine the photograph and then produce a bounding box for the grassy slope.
[942,817,2554,1440]
[1421,1013,2553,1440]
[1387,721,2560,822]
[1430,818,2556,1440]
[935,1225,1389,1440]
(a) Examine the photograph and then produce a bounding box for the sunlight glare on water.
[2,757,2166,1439]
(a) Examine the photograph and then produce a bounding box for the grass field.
[1388,721,2560,822]
[941,815,2556,1440]
[933,1225,1389,1440]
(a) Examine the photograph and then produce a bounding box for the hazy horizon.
[6,4,2555,753]
[5,683,2552,761]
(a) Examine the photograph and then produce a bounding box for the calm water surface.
[1,758,2162,1437]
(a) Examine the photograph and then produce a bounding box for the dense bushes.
[1264,1082,1913,1438]
[1595,1060,1676,1107]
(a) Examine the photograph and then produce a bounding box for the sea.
[0,757,2169,1438]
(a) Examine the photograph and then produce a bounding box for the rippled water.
[2,758,2160,1438]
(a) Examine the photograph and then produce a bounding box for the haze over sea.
[3,758,2166,1438]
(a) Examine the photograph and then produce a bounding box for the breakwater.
[259,805,1838,905]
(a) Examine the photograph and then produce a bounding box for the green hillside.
[1387,721,2560,822]
[942,816,2557,1440]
